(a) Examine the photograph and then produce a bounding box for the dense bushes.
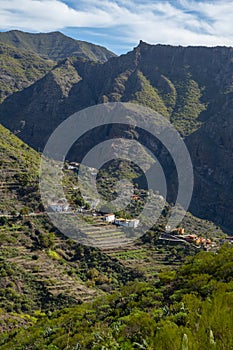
[1,246,233,349]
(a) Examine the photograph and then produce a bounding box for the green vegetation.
[0,215,142,316]
[0,42,54,102]
[0,30,116,63]
[51,59,81,97]
[0,245,232,349]
[0,124,41,212]
[170,72,206,136]
[159,75,177,115]
[130,70,206,136]
[1,38,233,347]
[131,71,169,117]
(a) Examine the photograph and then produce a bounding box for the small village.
[47,163,233,251]
[1,20,233,348]
[163,226,218,251]
[47,198,140,228]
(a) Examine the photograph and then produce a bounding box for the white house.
[48,199,69,212]
[126,219,140,228]
[115,218,140,228]
[103,213,115,223]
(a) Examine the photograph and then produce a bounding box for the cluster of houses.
[168,226,215,247]
[47,200,140,228]
[103,213,140,228]
[180,234,213,246]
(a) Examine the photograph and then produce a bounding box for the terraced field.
[52,214,197,279]
[0,215,144,319]
[0,226,98,303]
[68,216,185,280]
[105,244,183,279]
[8,248,97,301]
[74,217,134,249]
[0,124,40,213]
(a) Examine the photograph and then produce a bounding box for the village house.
[181,234,198,243]
[48,199,69,212]
[67,162,79,170]
[103,213,115,223]
[178,234,213,246]
[115,218,140,228]
[196,237,212,245]
[172,227,185,235]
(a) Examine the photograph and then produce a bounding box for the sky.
[0,0,233,54]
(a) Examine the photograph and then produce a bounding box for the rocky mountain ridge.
[0,38,233,230]
[0,30,116,102]
[0,30,116,62]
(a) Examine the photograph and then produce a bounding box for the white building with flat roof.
[115,218,139,228]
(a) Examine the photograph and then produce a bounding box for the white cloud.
[0,0,233,50]
[0,0,115,30]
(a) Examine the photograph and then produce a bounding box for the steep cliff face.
[186,93,233,229]
[0,42,233,229]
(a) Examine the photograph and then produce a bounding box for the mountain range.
[0,30,115,102]
[0,32,233,231]
[0,30,115,62]
[0,30,233,349]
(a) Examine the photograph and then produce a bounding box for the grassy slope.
[0,30,116,63]
[0,126,142,330]
[0,42,54,102]
[0,125,142,331]
[0,215,140,310]
[0,245,232,349]
[125,70,205,136]
[0,124,228,345]
[0,127,231,349]
[0,124,41,213]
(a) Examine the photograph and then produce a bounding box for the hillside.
[0,22,233,349]
[0,123,41,213]
[1,245,232,349]
[0,120,142,336]
[1,42,233,229]
[0,42,54,102]
[0,112,230,346]
[0,30,116,63]
[0,215,141,311]
[0,124,146,332]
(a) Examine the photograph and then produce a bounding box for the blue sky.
[0,0,233,54]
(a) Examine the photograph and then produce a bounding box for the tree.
[20,206,30,216]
